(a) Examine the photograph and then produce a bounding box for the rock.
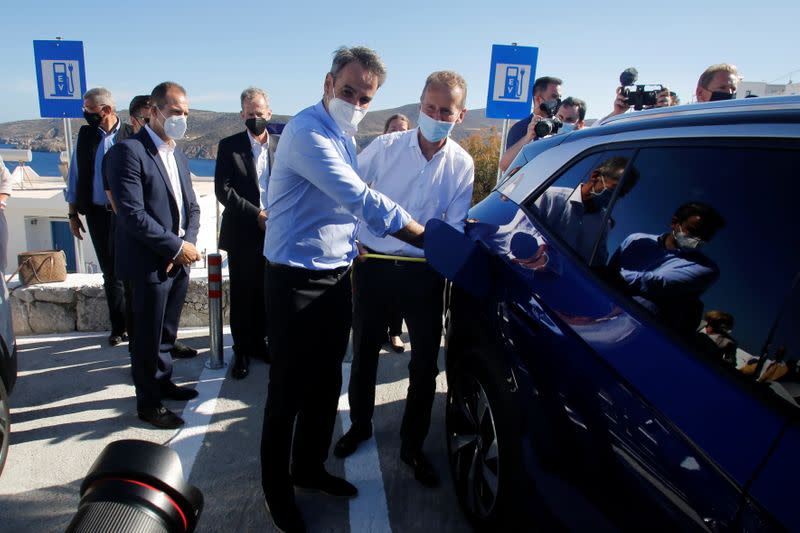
[33,286,76,304]
[28,301,74,333]
[76,292,111,332]
[10,297,32,336]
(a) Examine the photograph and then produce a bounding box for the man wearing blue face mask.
[333,71,474,489]
[260,46,425,533]
[555,96,587,134]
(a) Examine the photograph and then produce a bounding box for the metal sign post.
[33,39,87,123]
[485,43,539,183]
[206,253,226,370]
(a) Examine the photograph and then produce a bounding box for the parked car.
[426,96,800,531]
[0,273,17,476]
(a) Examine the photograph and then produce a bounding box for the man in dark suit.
[106,81,202,429]
[214,87,277,379]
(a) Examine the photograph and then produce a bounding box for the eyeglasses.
[133,116,150,124]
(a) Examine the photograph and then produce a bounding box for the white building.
[737,80,800,98]
[3,165,222,277]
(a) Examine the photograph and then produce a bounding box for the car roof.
[575,95,800,141]
[497,95,800,205]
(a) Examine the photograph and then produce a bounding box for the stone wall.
[9,272,230,336]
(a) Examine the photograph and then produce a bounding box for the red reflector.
[208,290,222,298]
[208,274,222,282]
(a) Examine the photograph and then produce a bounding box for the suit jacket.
[214,130,278,252]
[106,128,201,282]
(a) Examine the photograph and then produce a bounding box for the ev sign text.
[485,44,539,120]
[33,40,87,118]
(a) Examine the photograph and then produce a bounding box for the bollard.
[206,253,226,369]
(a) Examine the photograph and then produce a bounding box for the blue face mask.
[559,122,576,134]
[587,176,613,209]
[417,110,456,142]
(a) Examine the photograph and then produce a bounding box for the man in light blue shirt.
[609,201,725,333]
[261,46,424,533]
[64,87,127,346]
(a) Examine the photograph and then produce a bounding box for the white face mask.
[327,88,367,136]
[417,109,456,143]
[158,108,188,140]
[673,228,704,250]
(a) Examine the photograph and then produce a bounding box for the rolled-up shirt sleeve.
[288,127,411,238]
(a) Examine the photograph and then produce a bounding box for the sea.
[0,143,216,177]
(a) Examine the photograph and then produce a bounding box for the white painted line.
[338,362,392,533]
[168,339,232,476]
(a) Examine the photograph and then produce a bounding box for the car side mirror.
[424,219,490,299]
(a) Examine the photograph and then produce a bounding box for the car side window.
[522,149,637,265]
[603,144,800,407]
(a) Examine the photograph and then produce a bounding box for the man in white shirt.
[214,87,277,379]
[333,71,474,488]
[106,82,202,429]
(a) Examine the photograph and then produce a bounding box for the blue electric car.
[425,96,800,531]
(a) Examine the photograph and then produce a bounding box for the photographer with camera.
[499,93,586,172]
[499,76,562,172]
[598,67,672,123]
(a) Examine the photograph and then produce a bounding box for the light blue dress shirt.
[610,232,720,303]
[64,119,120,206]
[264,101,412,270]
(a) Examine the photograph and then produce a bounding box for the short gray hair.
[240,86,269,108]
[330,46,387,87]
[83,87,115,109]
[420,71,468,109]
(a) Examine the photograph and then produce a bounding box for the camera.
[534,117,563,138]
[619,67,665,111]
[66,440,204,533]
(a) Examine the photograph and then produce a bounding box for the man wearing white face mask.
[106,81,202,430]
[261,46,425,533]
[609,201,725,333]
[333,71,474,489]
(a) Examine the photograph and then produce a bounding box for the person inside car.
[609,201,726,333]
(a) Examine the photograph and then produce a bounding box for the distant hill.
[0,104,505,159]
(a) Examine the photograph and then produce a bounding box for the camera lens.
[534,119,554,138]
[65,440,203,533]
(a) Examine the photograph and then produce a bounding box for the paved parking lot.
[0,327,471,532]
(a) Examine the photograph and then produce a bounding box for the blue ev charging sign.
[485,44,539,119]
[33,40,87,118]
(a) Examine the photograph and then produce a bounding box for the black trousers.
[85,204,126,336]
[350,259,445,453]
[108,213,135,345]
[227,245,267,356]
[260,262,352,499]
[131,267,189,410]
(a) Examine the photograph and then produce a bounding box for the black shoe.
[292,469,358,497]
[264,496,306,533]
[109,333,128,346]
[138,405,184,429]
[333,427,372,458]
[232,354,250,380]
[161,382,199,401]
[171,341,198,359]
[401,449,440,488]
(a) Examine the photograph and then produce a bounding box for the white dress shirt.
[247,130,270,210]
[356,128,474,258]
[145,125,185,237]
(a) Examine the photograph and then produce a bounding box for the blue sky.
[1,0,798,123]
